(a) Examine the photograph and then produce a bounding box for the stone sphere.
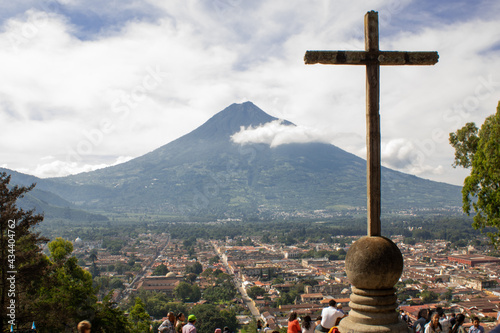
[345,236,403,289]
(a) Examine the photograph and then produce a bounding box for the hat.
[188,314,197,322]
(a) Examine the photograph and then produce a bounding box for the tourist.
[400,310,408,323]
[223,326,231,333]
[436,307,451,333]
[413,309,429,333]
[182,315,197,333]
[316,300,344,332]
[424,313,442,333]
[449,313,456,327]
[77,320,91,333]
[175,313,186,333]
[302,315,315,333]
[337,304,345,317]
[288,312,301,333]
[468,317,484,333]
[450,314,466,333]
[159,312,176,333]
[264,323,272,332]
[314,316,322,331]
[214,329,222,333]
[257,319,263,332]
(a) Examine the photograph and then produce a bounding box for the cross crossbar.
[305,50,439,66]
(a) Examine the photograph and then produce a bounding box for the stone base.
[338,318,409,333]
[338,287,409,333]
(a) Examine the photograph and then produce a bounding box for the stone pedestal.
[338,236,409,333]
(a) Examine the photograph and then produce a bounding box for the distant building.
[448,255,500,267]
[450,275,496,291]
[141,276,181,297]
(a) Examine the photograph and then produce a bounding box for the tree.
[208,255,220,265]
[419,290,438,303]
[0,173,49,332]
[185,262,203,275]
[247,286,266,299]
[174,281,201,302]
[450,102,500,245]
[129,297,151,333]
[190,304,238,333]
[93,292,131,332]
[35,238,97,331]
[152,264,169,276]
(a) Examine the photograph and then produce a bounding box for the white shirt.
[440,317,452,333]
[321,306,343,329]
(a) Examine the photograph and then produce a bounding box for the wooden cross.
[305,11,438,237]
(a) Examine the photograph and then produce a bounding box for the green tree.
[152,264,169,276]
[0,173,49,332]
[419,290,438,303]
[129,297,151,333]
[174,281,201,302]
[247,286,266,299]
[185,262,203,275]
[208,255,220,265]
[450,102,500,245]
[36,238,97,331]
[93,292,131,332]
[190,304,238,333]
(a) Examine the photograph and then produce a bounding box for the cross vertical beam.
[365,11,381,236]
[304,11,438,238]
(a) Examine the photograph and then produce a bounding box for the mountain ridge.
[2,102,462,220]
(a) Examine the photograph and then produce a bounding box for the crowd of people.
[282,299,346,333]
[402,307,496,333]
[76,302,500,333]
[157,312,233,333]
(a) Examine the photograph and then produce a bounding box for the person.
[215,329,222,333]
[257,319,263,332]
[400,310,411,326]
[449,313,456,327]
[223,326,231,333]
[450,314,466,333]
[413,309,429,333]
[468,317,484,333]
[264,323,272,332]
[302,315,315,333]
[436,307,451,333]
[424,313,442,333]
[182,315,197,333]
[77,320,91,333]
[316,300,344,332]
[400,310,408,322]
[159,312,176,333]
[288,312,301,333]
[314,316,322,331]
[175,313,186,333]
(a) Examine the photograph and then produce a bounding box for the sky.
[0,0,499,186]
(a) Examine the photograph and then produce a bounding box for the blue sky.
[0,0,499,186]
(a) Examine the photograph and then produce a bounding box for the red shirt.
[288,319,301,333]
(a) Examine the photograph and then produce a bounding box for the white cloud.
[15,155,133,178]
[231,120,333,147]
[0,0,498,187]
[381,138,444,176]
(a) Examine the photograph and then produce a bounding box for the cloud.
[381,139,444,176]
[0,0,498,187]
[14,155,133,178]
[231,120,338,147]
